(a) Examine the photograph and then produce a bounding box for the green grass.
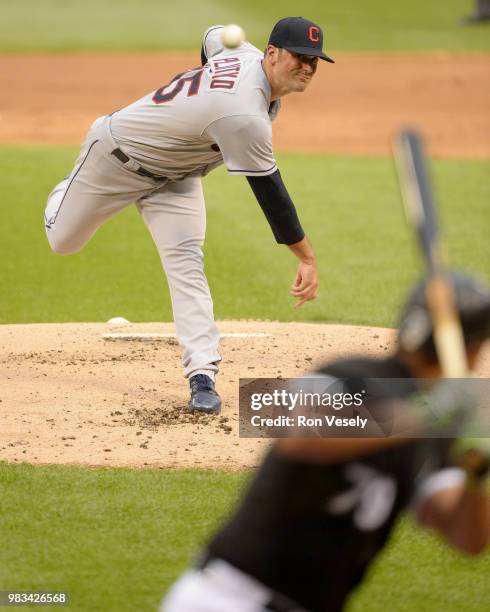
[347,514,490,612]
[1,148,488,326]
[0,463,246,611]
[0,1,489,52]
[1,462,489,611]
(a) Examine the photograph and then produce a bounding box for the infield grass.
[0,1,489,53]
[0,462,489,612]
[1,149,488,326]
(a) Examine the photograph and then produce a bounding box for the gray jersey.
[109,26,281,181]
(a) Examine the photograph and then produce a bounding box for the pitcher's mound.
[1,321,488,470]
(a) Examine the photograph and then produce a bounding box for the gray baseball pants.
[44,116,221,379]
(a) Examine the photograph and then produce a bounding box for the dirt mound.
[1,321,489,470]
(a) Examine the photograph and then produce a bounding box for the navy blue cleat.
[188,374,222,415]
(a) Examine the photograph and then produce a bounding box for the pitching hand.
[291,260,319,308]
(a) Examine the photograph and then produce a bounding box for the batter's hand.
[291,261,319,308]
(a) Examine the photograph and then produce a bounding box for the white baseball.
[107,317,130,324]
[221,24,245,49]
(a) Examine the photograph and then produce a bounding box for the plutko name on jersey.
[210,57,241,90]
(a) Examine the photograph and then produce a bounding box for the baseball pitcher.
[44,17,335,413]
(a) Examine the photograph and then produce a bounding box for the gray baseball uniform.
[44,26,281,380]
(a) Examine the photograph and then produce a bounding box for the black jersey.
[206,356,454,612]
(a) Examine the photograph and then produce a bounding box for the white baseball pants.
[44,116,221,379]
[161,559,308,612]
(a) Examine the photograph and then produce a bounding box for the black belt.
[111,148,163,180]
[196,555,307,612]
[265,594,306,612]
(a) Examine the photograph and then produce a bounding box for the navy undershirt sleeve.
[246,170,305,245]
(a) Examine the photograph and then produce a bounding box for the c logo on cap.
[308,26,320,42]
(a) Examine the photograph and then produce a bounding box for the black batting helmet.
[398,272,490,357]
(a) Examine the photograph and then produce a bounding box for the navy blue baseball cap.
[269,16,335,63]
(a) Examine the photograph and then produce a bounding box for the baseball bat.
[392,129,468,377]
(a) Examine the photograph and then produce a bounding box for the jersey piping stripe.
[45,139,99,228]
[228,163,277,174]
[203,26,224,60]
